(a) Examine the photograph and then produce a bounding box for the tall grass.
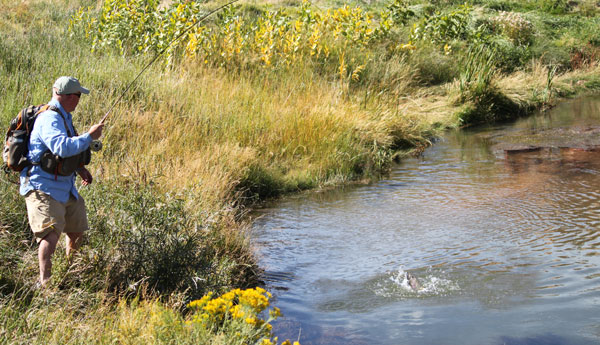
[2,0,600,343]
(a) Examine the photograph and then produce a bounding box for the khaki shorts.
[25,190,89,243]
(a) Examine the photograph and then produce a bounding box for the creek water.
[251,96,600,345]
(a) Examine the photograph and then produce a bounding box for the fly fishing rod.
[95,0,241,138]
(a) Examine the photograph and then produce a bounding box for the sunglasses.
[67,93,82,98]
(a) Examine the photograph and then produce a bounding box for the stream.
[251,96,600,345]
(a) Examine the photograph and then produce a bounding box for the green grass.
[1,0,600,343]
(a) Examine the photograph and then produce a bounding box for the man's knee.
[66,232,84,252]
[42,229,60,244]
[39,230,60,256]
[66,231,83,242]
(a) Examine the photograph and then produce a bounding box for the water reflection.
[252,96,600,345]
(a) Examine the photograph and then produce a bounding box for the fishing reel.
[91,140,103,152]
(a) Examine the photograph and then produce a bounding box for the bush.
[485,0,517,12]
[490,11,534,46]
[386,0,415,26]
[570,44,600,70]
[456,88,524,125]
[71,0,398,78]
[531,41,571,70]
[410,3,473,46]
[491,37,533,72]
[37,181,259,301]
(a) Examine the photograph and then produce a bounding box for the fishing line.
[99,0,242,126]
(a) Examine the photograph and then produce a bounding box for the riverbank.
[1,0,599,343]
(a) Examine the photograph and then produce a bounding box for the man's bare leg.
[65,232,83,259]
[39,230,60,286]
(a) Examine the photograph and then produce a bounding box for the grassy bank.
[1,0,599,343]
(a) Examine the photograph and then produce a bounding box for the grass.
[1,0,600,343]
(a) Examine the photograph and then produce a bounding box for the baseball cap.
[53,76,90,95]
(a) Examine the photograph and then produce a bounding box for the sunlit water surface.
[251,97,600,345]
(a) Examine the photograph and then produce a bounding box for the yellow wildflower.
[399,43,416,51]
[444,44,452,55]
[270,307,283,318]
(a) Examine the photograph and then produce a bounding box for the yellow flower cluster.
[263,339,300,345]
[186,287,299,345]
[187,287,273,326]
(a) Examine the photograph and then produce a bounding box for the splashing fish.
[405,272,421,291]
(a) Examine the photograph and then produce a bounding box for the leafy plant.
[386,0,415,26]
[70,0,409,79]
[50,182,257,301]
[410,4,472,46]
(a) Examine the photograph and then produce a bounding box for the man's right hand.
[88,123,104,140]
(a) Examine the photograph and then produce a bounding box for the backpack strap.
[47,107,72,181]
[56,112,73,137]
[37,105,73,137]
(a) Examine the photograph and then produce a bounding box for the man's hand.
[88,123,104,140]
[77,168,93,186]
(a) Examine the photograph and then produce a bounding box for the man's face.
[60,92,81,112]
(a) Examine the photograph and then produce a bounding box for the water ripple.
[252,97,600,345]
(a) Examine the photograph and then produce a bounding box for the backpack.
[3,104,58,172]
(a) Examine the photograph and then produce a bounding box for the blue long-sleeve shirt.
[20,98,92,203]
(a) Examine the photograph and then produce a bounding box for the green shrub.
[410,3,473,46]
[386,0,415,26]
[491,37,533,72]
[72,0,395,77]
[531,40,571,69]
[484,0,517,12]
[61,182,255,300]
[490,11,534,46]
[455,89,525,125]
[235,164,288,202]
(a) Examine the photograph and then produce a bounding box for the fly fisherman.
[21,76,103,287]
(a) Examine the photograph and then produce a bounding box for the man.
[20,76,103,286]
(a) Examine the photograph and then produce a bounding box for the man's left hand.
[77,168,93,186]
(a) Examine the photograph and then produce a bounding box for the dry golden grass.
[90,63,430,210]
[85,55,599,213]
[496,59,552,103]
